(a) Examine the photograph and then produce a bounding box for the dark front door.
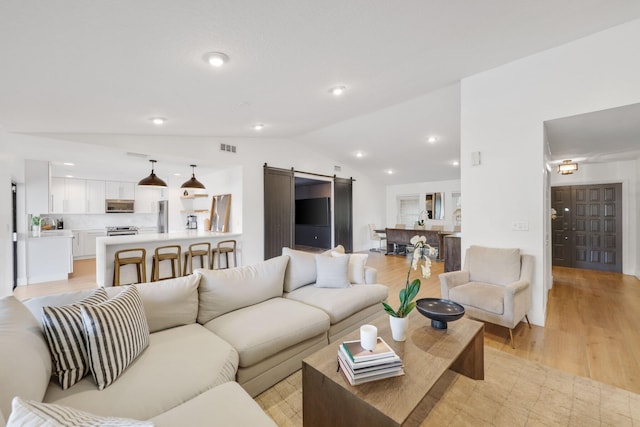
[552,183,622,273]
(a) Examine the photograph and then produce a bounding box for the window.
[397,196,420,226]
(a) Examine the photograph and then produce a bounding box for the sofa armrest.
[438,271,470,299]
[364,266,377,284]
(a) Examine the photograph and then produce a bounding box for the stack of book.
[337,337,404,386]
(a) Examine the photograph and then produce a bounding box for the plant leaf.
[382,302,398,317]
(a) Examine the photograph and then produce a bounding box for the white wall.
[550,160,638,276]
[461,18,640,325]
[385,179,461,229]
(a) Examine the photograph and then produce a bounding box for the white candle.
[360,324,377,351]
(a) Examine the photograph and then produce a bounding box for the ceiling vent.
[220,144,237,153]
[334,165,342,172]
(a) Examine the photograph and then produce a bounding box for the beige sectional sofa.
[0,249,388,426]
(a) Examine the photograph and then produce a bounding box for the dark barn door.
[264,167,294,260]
[333,177,353,253]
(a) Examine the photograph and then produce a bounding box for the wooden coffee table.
[302,315,484,427]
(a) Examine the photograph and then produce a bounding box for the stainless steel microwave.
[105,199,135,213]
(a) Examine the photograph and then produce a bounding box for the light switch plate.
[511,221,529,231]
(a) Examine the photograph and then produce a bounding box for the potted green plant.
[382,235,436,341]
[31,216,41,236]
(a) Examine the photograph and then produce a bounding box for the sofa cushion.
[203,298,329,368]
[41,287,108,390]
[196,256,288,324]
[331,252,368,284]
[7,397,152,427]
[314,254,350,288]
[81,286,150,390]
[106,274,200,333]
[468,246,521,286]
[282,247,317,292]
[0,296,52,421]
[449,282,504,315]
[44,323,238,420]
[151,382,276,427]
[285,284,389,323]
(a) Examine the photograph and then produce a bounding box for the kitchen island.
[27,230,74,284]
[96,230,242,286]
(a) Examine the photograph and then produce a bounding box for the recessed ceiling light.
[65,175,73,178]
[253,123,265,131]
[386,169,394,175]
[356,151,364,158]
[63,162,74,166]
[150,117,167,125]
[427,136,437,143]
[329,86,346,96]
[452,161,460,166]
[203,52,229,67]
[173,173,182,177]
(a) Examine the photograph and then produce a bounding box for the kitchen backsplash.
[39,213,157,230]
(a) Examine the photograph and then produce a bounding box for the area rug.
[255,346,640,426]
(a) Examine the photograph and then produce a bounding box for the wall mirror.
[425,192,444,220]
[209,194,231,232]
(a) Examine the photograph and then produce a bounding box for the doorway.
[294,177,332,250]
[551,183,622,273]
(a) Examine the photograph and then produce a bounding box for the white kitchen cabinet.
[86,180,106,213]
[50,177,87,213]
[27,232,74,283]
[135,186,165,213]
[81,229,107,257]
[106,181,135,200]
[72,231,81,257]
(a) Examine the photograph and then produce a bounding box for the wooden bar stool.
[212,240,237,269]
[183,242,211,275]
[151,245,182,282]
[113,248,146,286]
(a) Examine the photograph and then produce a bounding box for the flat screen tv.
[295,197,330,226]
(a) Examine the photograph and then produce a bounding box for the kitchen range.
[106,226,139,236]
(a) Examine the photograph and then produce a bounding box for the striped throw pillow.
[81,286,150,390]
[7,396,153,426]
[41,288,109,390]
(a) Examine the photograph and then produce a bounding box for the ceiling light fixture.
[138,159,168,187]
[387,169,394,175]
[203,52,229,67]
[253,123,265,131]
[150,117,167,125]
[557,160,578,175]
[63,162,75,166]
[356,151,364,158]
[452,161,460,166]
[181,165,206,190]
[427,136,437,143]
[329,86,346,96]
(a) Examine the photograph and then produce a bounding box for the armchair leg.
[525,315,531,328]
[509,328,515,349]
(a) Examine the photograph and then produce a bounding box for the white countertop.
[28,230,74,239]
[97,230,241,246]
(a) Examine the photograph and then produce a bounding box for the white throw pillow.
[314,254,351,288]
[331,252,369,284]
[282,247,317,292]
[41,287,109,390]
[7,397,153,426]
[81,286,150,390]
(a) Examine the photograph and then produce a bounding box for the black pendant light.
[181,164,206,190]
[138,159,168,187]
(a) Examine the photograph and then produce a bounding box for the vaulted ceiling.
[1,1,639,184]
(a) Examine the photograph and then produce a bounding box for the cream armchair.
[439,245,534,348]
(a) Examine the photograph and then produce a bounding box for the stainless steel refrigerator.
[158,200,169,233]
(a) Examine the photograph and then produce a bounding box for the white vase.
[32,225,41,237]
[389,315,409,342]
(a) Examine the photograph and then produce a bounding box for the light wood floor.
[13,252,640,394]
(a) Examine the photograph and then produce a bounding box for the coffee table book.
[337,354,405,386]
[338,345,402,372]
[341,337,395,363]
